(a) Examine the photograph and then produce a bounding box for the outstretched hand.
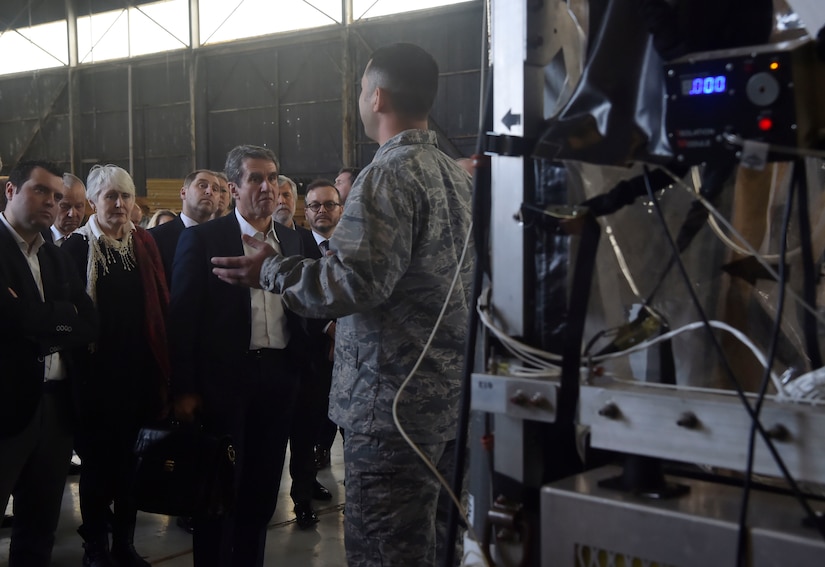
[211,234,277,289]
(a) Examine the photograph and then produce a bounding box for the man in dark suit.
[42,173,86,247]
[168,145,303,567]
[274,176,335,529]
[301,180,344,470]
[0,159,98,567]
[150,169,220,287]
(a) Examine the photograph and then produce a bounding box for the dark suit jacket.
[291,226,334,360]
[148,215,185,288]
[0,222,98,437]
[40,227,55,244]
[168,213,304,403]
[294,224,318,259]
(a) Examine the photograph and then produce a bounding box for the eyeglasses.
[305,201,342,213]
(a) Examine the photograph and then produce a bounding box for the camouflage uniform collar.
[376,129,437,156]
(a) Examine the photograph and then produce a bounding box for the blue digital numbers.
[682,75,727,96]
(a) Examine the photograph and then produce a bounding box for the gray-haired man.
[212,43,473,566]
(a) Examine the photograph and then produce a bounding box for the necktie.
[319,240,329,254]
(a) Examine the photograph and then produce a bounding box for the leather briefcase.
[133,422,235,518]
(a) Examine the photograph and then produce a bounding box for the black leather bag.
[133,421,235,518]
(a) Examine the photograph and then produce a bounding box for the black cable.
[442,65,493,567]
[735,161,795,567]
[642,165,825,544]
[583,327,611,358]
[644,157,736,306]
[795,163,822,368]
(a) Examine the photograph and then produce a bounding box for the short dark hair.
[184,169,218,187]
[366,43,438,119]
[337,167,362,180]
[224,145,280,186]
[306,178,340,200]
[8,160,64,192]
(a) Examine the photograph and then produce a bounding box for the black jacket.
[0,222,98,437]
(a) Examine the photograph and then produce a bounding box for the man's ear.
[180,185,187,201]
[373,86,390,113]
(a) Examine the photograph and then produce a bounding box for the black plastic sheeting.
[535,0,773,167]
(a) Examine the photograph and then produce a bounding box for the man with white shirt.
[149,169,220,287]
[302,179,344,470]
[0,160,98,567]
[304,180,343,244]
[168,146,304,566]
[43,173,86,246]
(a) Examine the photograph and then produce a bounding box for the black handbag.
[133,421,235,518]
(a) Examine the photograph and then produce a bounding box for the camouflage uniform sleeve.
[259,164,416,320]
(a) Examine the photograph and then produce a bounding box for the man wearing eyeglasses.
[301,180,344,473]
[303,180,343,243]
[282,178,339,529]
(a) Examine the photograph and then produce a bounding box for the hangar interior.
[0,0,482,209]
[4,0,825,566]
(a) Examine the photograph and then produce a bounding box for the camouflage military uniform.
[260,129,473,565]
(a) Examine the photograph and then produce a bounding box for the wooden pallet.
[144,178,183,214]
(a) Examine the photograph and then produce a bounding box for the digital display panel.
[680,75,727,96]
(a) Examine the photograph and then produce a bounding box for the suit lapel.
[273,222,300,256]
[38,245,59,301]
[218,214,252,322]
[225,214,245,256]
[0,222,46,301]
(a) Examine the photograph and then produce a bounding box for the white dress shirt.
[179,212,199,228]
[234,209,289,349]
[50,225,69,247]
[1,213,67,380]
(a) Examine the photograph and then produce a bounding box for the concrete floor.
[1,437,347,566]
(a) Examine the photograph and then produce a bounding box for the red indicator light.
[758,117,773,131]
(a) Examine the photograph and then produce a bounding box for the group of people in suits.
[2,42,473,567]
[1,151,347,567]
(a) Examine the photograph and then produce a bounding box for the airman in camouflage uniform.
[214,43,473,566]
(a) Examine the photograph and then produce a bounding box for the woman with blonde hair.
[62,164,170,567]
[146,209,177,229]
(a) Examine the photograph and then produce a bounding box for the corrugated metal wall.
[0,2,484,193]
